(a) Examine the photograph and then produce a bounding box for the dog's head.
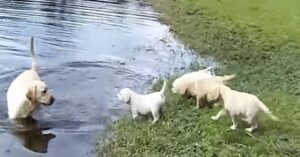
[172,79,189,95]
[206,86,222,103]
[117,88,132,104]
[171,78,180,94]
[26,81,55,106]
[172,68,214,94]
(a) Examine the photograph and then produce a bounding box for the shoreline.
[97,0,300,156]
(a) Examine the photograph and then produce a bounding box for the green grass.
[97,0,300,156]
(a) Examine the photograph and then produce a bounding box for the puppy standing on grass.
[174,74,236,108]
[172,66,215,94]
[7,37,55,119]
[117,80,167,124]
[206,84,279,132]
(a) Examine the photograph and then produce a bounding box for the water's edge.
[0,0,217,156]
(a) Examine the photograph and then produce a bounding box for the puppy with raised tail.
[7,37,55,119]
[172,66,215,94]
[117,80,167,124]
[175,74,236,108]
[207,84,279,132]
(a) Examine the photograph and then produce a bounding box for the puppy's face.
[117,88,131,104]
[171,81,178,94]
[172,81,187,95]
[27,81,55,106]
[172,79,186,94]
[206,87,221,102]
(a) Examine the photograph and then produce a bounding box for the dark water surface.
[0,0,215,156]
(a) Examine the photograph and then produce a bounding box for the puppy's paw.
[211,116,219,121]
[230,125,237,130]
[245,127,254,133]
[193,106,200,109]
[132,114,138,120]
[213,103,220,108]
[152,119,158,124]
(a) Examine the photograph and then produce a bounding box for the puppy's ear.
[26,85,37,103]
[207,88,220,102]
[177,83,187,95]
[122,92,131,104]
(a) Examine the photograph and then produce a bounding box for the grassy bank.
[97,0,300,156]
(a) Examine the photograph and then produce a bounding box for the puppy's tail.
[221,74,236,81]
[159,80,167,96]
[203,66,215,76]
[257,99,279,121]
[30,37,38,72]
[216,74,236,84]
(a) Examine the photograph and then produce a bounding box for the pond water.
[0,0,215,156]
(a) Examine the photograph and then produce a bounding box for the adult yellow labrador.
[7,37,55,119]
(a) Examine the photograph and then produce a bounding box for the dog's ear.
[26,85,37,104]
[177,83,187,95]
[207,88,220,102]
[122,91,131,104]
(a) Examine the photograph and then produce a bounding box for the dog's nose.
[49,96,55,105]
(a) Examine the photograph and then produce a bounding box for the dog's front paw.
[211,116,219,121]
[230,125,237,130]
[213,103,220,108]
[152,119,158,124]
[132,114,138,120]
[245,127,254,133]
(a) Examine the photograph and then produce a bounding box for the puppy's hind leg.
[151,109,161,124]
[245,116,258,133]
[158,107,165,120]
[230,113,237,130]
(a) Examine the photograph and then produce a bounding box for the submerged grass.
[97,0,300,156]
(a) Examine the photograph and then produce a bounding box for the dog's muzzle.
[44,96,55,106]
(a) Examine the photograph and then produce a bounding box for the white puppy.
[117,80,167,124]
[172,67,215,94]
[7,37,55,119]
[175,74,235,108]
[207,84,279,132]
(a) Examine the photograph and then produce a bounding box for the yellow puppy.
[207,84,279,132]
[175,74,235,108]
[172,67,215,94]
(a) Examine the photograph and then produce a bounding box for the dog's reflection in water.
[10,117,56,153]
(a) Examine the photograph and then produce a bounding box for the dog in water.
[7,37,55,119]
[117,80,167,124]
[206,84,279,132]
